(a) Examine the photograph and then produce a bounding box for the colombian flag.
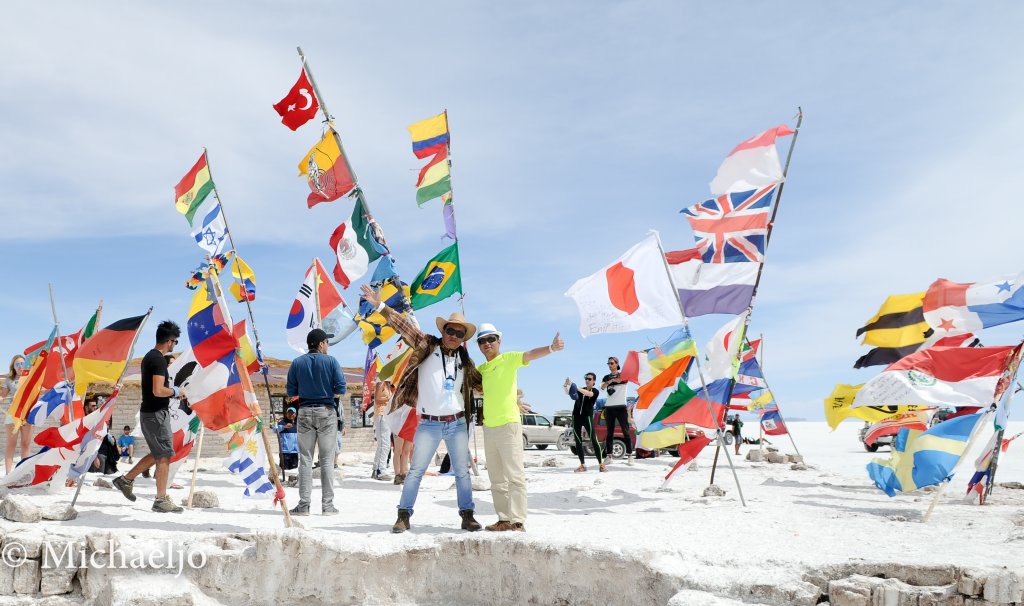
[175,152,215,219]
[72,314,148,397]
[298,128,356,208]
[409,113,453,205]
[408,112,450,159]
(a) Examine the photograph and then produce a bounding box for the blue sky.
[2,3,1022,421]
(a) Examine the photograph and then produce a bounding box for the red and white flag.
[565,233,683,337]
[329,219,370,288]
[852,345,1016,410]
[709,124,794,195]
[863,411,929,446]
[272,70,320,131]
[662,433,713,485]
[385,404,419,442]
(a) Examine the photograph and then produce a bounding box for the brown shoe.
[459,509,482,532]
[392,509,411,533]
[485,520,517,532]
[512,523,525,532]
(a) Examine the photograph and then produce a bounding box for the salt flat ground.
[1,420,1022,605]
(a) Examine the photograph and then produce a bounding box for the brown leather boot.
[459,509,482,532]
[392,509,411,534]
[485,520,517,532]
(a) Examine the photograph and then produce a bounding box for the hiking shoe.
[512,522,525,532]
[290,504,310,516]
[459,509,482,532]
[152,496,183,513]
[599,464,608,473]
[392,509,411,533]
[485,520,517,532]
[112,476,137,502]
[375,472,394,482]
[322,503,339,516]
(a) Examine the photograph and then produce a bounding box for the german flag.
[72,314,148,397]
[7,350,48,429]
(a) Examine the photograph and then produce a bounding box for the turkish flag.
[273,70,320,131]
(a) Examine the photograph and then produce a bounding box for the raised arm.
[523,332,565,364]
[360,284,426,349]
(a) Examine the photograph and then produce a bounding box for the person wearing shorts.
[112,320,183,513]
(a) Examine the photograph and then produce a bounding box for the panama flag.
[386,404,420,442]
[853,345,1016,410]
[565,233,683,337]
[709,124,794,195]
[923,273,1024,338]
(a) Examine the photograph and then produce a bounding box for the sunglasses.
[607,362,617,366]
[477,336,499,345]
[444,327,466,339]
[585,377,596,381]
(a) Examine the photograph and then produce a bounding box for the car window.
[536,416,550,427]
[522,415,536,426]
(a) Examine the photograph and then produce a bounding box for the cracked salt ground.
[0,421,1022,605]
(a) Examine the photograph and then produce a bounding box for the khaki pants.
[484,422,527,523]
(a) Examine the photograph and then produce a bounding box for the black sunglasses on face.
[585,377,595,381]
[607,362,616,366]
[477,336,499,345]
[444,327,466,339]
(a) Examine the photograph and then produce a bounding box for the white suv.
[521,414,564,450]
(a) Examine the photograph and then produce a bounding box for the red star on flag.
[938,318,956,332]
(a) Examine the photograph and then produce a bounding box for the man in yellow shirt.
[476,323,564,532]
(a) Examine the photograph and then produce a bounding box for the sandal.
[599,464,608,473]
[574,465,586,473]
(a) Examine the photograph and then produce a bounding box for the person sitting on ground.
[117,426,135,463]
[274,407,299,471]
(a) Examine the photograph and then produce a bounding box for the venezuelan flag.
[408,113,450,159]
[187,279,237,368]
[175,153,215,220]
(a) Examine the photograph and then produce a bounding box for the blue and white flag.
[26,381,72,425]
[190,197,229,257]
[225,428,275,498]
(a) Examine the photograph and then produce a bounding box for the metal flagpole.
[708,109,804,484]
[750,337,802,458]
[984,345,1024,499]
[47,284,74,422]
[653,231,746,506]
[70,309,152,509]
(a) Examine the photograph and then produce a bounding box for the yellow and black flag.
[854,292,933,367]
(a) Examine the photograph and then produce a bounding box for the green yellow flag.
[409,243,462,310]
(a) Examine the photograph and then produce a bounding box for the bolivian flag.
[174,153,215,220]
[72,315,148,397]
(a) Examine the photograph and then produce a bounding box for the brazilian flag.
[409,243,462,310]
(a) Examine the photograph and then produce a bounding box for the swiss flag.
[273,70,320,131]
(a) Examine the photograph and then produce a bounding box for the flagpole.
[653,231,746,507]
[923,409,993,523]
[984,345,1024,498]
[751,337,802,458]
[47,284,74,423]
[208,264,293,528]
[70,308,153,509]
[707,109,804,484]
[185,426,206,508]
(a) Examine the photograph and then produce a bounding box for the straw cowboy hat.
[435,312,476,340]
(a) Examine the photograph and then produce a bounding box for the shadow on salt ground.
[760,479,880,495]
[791,498,921,520]
[460,489,660,516]
[326,523,469,535]
[340,479,406,491]
[59,509,255,533]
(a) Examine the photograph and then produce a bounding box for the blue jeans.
[398,418,474,515]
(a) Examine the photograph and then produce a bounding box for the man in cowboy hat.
[360,284,483,534]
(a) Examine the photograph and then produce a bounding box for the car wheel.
[611,439,627,459]
[536,444,548,450]
[557,434,570,451]
[864,442,879,452]
[523,435,529,450]
[722,432,734,446]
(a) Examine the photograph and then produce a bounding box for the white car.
[521,414,564,450]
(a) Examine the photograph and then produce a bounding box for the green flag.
[409,242,462,310]
[352,192,382,264]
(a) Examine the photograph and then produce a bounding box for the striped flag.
[7,350,49,429]
[225,427,275,498]
[386,405,419,442]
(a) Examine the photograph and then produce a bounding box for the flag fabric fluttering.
[26,381,72,426]
[174,153,215,217]
[286,260,350,353]
[704,311,749,381]
[361,349,379,412]
[759,406,788,436]
[680,185,777,264]
[923,273,1024,338]
[378,339,413,385]
[181,352,255,431]
[409,242,462,310]
[662,433,714,484]
[233,321,264,376]
[385,404,419,442]
[409,112,450,159]
[633,355,697,432]
[638,425,689,450]
[72,314,147,397]
[855,332,979,369]
[228,255,257,302]
[175,153,227,256]
[23,311,98,390]
[298,128,357,208]
[867,413,984,497]
[408,113,454,205]
[329,197,382,288]
[666,248,758,317]
[272,69,320,131]
[355,281,411,349]
[225,425,276,498]
[709,124,794,195]
[442,193,457,240]
[565,233,684,337]
[823,383,928,430]
[188,195,229,257]
[852,346,1015,410]
[862,411,930,447]
[187,277,237,368]
[856,292,930,349]
[7,351,49,429]
[966,431,1020,502]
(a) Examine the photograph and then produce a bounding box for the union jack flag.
[680,185,777,263]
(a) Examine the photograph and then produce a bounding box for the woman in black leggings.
[564,374,605,472]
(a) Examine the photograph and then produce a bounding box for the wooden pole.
[70,309,152,509]
[185,426,206,508]
[653,231,746,506]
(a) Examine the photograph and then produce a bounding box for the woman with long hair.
[2,355,33,474]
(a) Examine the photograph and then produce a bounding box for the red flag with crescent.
[273,70,320,131]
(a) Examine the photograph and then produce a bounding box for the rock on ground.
[183,491,219,509]
[765,452,787,464]
[703,484,726,497]
[746,450,764,462]
[1,495,42,523]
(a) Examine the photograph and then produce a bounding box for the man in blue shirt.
[286,328,346,516]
